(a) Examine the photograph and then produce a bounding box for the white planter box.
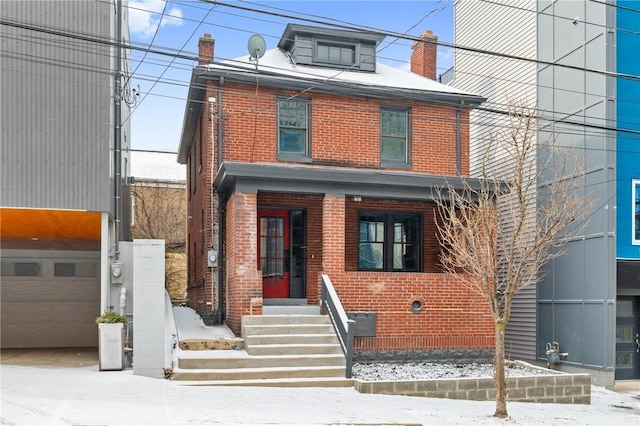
[98,323,124,371]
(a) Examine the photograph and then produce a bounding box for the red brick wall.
[410,31,438,80]
[335,194,492,352]
[198,34,214,65]
[327,271,494,352]
[225,191,261,334]
[185,86,220,316]
[186,78,485,348]
[214,82,469,175]
[185,115,212,314]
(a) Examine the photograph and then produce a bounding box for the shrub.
[96,310,127,324]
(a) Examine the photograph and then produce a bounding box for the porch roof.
[214,161,485,201]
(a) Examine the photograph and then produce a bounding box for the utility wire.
[201,0,640,82]
[122,1,217,124]
[124,0,170,89]
[4,31,640,143]
[3,3,640,139]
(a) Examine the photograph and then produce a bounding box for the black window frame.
[313,38,359,68]
[358,211,422,272]
[380,106,411,168]
[277,97,311,162]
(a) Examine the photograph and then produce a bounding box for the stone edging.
[354,362,591,404]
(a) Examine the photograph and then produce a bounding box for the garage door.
[1,251,100,348]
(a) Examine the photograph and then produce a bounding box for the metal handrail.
[321,274,355,378]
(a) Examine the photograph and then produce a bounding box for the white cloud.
[129,0,183,39]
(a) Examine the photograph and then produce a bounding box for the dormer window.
[315,40,356,66]
[278,24,384,73]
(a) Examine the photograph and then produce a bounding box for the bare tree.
[435,102,594,418]
[131,183,187,301]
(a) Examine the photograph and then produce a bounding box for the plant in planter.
[96,311,127,371]
[95,310,128,324]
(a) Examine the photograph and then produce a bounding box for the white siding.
[453,0,537,361]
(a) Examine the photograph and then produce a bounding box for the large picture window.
[633,179,640,245]
[278,98,310,159]
[381,106,411,166]
[358,212,422,272]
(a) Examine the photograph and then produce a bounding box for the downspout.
[456,104,462,175]
[208,94,216,314]
[216,77,224,323]
[113,0,123,259]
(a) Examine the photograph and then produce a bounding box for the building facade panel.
[453,0,538,361]
[0,0,113,211]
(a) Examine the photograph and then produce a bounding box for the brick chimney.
[198,33,215,65]
[411,30,437,80]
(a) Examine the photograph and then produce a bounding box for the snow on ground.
[352,361,556,381]
[1,362,639,425]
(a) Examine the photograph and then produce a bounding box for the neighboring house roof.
[130,150,185,185]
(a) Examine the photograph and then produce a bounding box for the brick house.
[178,24,494,360]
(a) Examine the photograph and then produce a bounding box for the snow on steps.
[172,314,352,387]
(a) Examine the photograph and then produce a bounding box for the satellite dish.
[247,34,266,60]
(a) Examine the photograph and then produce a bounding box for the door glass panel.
[617,300,633,317]
[616,326,633,343]
[616,352,633,369]
[291,210,305,279]
[260,216,284,279]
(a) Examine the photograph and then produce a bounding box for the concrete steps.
[172,314,351,387]
[173,377,354,387]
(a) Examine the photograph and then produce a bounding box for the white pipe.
[100,213,110,314]
[119,287,127,316]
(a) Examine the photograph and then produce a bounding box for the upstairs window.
[381,107,411,166]
[633,179,640,245]
[358,212,422,272]
[278,98,310,160]
[316,41,356,66]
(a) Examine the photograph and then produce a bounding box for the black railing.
[320,274,355,378]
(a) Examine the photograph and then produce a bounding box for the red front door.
[258,210,290,298]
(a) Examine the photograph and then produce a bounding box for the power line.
[3,3,640,141]
[202,0,640,82]
[123,0,170,91]
[123,1,218,124]
[479,0,640,37]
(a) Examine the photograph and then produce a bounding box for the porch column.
[322,193,346,276]
[225,191,261,334]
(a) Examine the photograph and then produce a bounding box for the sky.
[125,0,456,152]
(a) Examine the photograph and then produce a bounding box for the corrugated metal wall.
[1,0,113,211]
[536,0,616,373]
[452,0,538,361]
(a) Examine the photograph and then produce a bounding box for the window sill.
[277,154,312,164]
[380,161,411,169]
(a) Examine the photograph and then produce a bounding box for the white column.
[100,213,110,314]
[133,239,165,378]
